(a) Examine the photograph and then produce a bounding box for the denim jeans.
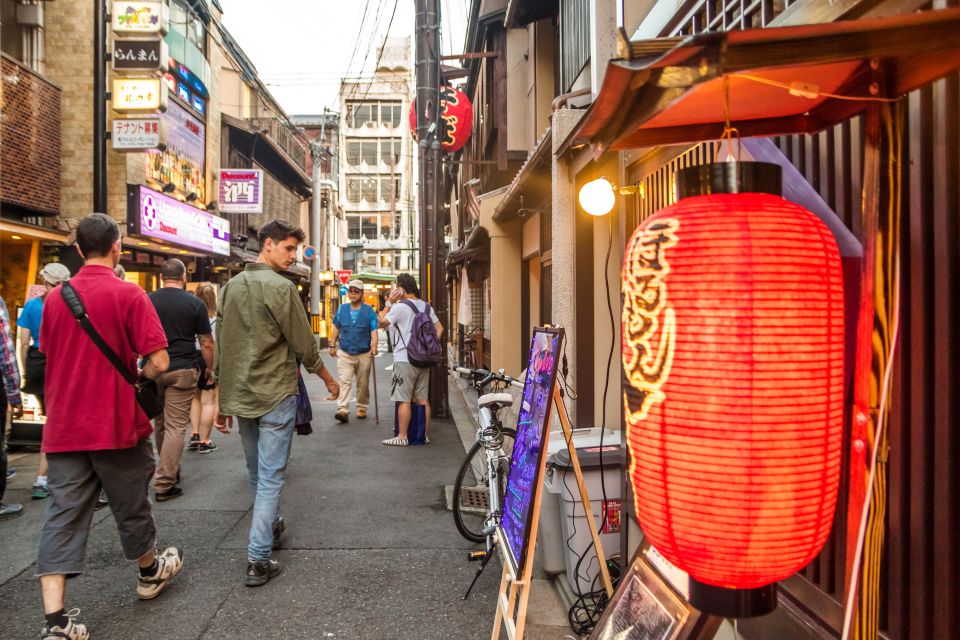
[237,395,297,562]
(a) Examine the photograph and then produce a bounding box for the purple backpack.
[399,299,443,368]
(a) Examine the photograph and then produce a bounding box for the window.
[346,140,361,166]
[346,177,362,203]
[351,104,375,127]
[381,103,402,128]
[360,140,378,166]
[381,138,400,166]
[560,0,590,92]
[380,176,400,202]
[347,217,362,240]
[169,0,207,56]
[347,102,401,128]
[361,177,378,202]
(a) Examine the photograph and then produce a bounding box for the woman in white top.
[189,283,219,453]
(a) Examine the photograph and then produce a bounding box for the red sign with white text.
[335,270,352,285]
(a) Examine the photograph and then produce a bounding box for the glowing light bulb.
[578,178,616,216]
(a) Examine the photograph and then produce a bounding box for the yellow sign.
[112,78,167,113]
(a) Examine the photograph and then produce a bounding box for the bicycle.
[451,365,523,598]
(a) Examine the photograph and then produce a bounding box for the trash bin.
[537,428,620,584]
[545,442,622,595]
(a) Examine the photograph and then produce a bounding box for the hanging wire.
[720,75,742,163]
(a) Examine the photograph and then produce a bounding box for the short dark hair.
[76,213,120,258]
[258,220,305,250]
[396,273,420,297]
[160,258,186,281]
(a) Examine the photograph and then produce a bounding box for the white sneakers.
[136,546,184,600]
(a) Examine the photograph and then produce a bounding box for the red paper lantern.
[408,85,473,153]
[621,163,844,616]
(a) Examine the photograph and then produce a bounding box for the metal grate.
[458,485,490,513]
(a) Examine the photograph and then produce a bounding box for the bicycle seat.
[478,392,514,409]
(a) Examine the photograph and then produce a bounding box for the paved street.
[0,353,508,639]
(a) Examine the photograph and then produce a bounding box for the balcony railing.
[249,117,307,172]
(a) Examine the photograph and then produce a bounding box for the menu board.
[499,327,564,573]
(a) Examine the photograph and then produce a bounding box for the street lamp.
[578,178,616,216]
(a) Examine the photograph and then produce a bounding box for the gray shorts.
[390,361,430,403]
[36,438,157,576]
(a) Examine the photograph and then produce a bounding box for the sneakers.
[0,502,23,520]
[187,433,200,450]
[137,546,184,600]
[245,558,282,587]
[32,484,51,500]
[334,410,349,424]
[41,608,89,640]
[356,408,367,419]
[5,468,15,480]
[197,441,217,454]
[155,486,183,502]
[94,489,109,510]
[272,515,286,550]
[382,436,408,446]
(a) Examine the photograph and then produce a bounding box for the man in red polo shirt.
[36,213,184,640]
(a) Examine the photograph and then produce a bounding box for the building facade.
[338,36,418,280]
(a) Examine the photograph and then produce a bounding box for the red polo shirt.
[40,265,167,452]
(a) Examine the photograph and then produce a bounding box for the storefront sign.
[128,185,230,256]
[218,169,263,213]
[146,100,205,202]
[112,117,164,151]
[112,77,167,113]
[170,57,209,99]
[112,38,167,73]
[112,1,168,35]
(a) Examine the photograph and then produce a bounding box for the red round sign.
[409,85,473,153]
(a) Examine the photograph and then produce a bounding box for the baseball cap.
[347,279,364,290]
[40,263,71,285]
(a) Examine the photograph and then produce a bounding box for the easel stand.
[491,386,614,640]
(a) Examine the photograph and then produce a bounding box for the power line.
[353,0,401,110]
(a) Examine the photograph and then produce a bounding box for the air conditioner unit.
[16,3,43,26]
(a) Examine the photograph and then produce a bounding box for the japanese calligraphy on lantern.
[112,38,167,73]
[499,327,564,573]
[112,117,164,151]
[112,77,167,113]
[218,169,263,213]
[112,1,168,35]
[621,218,678,424]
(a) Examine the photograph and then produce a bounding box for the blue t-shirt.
[16,296,43,349]
[333,303,378,355]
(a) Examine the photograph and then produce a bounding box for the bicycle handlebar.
[452,365,524,390]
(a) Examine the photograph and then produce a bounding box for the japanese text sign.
[112,2,168,35]
[128,185,230,256]
[112,77,167,113]
[499,328,564,573]
[335,270,352,285]
[218,169,263,213]
[112,117,164,151]
[112,38,167,73]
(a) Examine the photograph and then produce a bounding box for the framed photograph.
[589,542,720,640]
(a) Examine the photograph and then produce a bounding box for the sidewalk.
[0,353,524,639]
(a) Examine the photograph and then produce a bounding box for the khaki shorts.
[390,361,430,402]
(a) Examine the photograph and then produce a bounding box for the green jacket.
[215,263,324,418]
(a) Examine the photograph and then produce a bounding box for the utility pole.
[414,0,448,416]
[309,135,324,326]
[94,0,108,212]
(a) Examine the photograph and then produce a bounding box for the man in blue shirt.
[328,280,379,423]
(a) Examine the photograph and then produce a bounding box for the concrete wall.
[479,189,523,376]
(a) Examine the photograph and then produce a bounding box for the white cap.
[40,263,71,285]
[347,279,364,290]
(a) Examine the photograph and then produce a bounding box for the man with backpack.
[378,273,443,446]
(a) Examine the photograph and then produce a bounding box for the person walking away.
[0,295,24,520]
[148,259,214,501]
[329,280,378,423]
[36,213,183,640]
[17,263,71,500]
[378,273,443,446]
[213,220,339,587]
[188,283,219,453]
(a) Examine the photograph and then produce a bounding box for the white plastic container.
[536,427,620,578]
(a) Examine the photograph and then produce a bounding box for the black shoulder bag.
[60,283,163,419]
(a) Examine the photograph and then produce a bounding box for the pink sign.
[129,184,230,255]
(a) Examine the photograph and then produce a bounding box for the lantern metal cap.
[689,578,778,618]
[676,161,782,200]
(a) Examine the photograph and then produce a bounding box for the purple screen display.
[500,329,563,572]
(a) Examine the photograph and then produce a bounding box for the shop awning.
[447,225,490,268]
[562,8,960,155]
[493,128,552,223]
[0,219,70,243]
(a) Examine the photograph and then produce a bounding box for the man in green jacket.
[214,219,339,587]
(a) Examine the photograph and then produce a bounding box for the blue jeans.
[238,395,297,562]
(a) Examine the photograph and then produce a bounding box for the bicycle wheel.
[452,426,517,543]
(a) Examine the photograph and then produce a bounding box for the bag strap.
[60,283,137,385]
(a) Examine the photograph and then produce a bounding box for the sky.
[219,0,471,116]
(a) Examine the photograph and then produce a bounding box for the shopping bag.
[394,402,427,445]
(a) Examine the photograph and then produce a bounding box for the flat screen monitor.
[499,326,565,574]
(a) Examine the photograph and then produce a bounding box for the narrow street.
[0,354,503,639]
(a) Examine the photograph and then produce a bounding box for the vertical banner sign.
[218,169,264,213]
[146,100,205,202]
[499,327,564,573]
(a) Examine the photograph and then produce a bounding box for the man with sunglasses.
[329,280,379,423]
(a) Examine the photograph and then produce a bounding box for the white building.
[338,36,418,276]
